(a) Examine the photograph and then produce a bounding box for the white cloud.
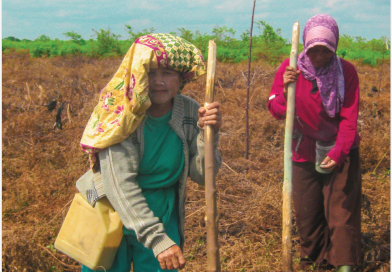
[126,0,162,10]
[57,9,84,18]
[325,0,341,8]
[324,0,360,10]
[353,12,389,22]
[254,12,271,21]
[186,0,210,5]
[215,0,250,12]
[306,7,322,16]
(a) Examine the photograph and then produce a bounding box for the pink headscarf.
[297,14,345,118]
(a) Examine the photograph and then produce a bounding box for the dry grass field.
[2,51,390,271]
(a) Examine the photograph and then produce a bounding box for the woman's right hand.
[157,245,186,270]
[283,66,300,98]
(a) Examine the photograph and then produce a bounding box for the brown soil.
[2,51,390,271]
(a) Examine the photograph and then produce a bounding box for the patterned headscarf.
[80,33,206,170]
[297,14,345,118]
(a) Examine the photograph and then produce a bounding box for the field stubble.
[2,51,390,271]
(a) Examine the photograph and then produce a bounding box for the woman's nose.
[153,72,164,84]
[316,53,323,60]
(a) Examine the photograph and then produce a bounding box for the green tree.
[125,25,155,43]
[253,21,288,64]
[212,26,236,43]
[178,28,194,41]
[63,31,85,45]
[35,35,51,42]
[240,29,250,42]
[4,36,20,42]
[92,28,122,57]
[256,21,286,44]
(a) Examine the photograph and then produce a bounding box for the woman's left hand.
[157,245,186,270]
[198,102,222,133]
[320,156,337,170]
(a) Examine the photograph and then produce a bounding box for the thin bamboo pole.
[282,21,300,272]
[204,40,220,272]
[378,36,388,91]
[245,0,257,160]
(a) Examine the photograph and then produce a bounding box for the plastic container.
[55,193,123,271]
[315,140,335,174]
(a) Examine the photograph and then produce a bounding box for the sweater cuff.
[151,233,177,257]
[327,147,345,167]
[197,122,220,142]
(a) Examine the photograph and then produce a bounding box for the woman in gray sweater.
[77,33,222,271]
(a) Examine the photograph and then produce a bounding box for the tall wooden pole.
[204,40,220,272]
[378,36,388,91]
[282,20,300,272]
[245,0,256,159]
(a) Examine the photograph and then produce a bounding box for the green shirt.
[123,110,184,235]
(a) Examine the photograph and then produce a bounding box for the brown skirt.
[292,148,362,267]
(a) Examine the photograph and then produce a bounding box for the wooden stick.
[282,20,300,272]
[204,40,220,272]
[378,36,388,91]
[245,0,257,159]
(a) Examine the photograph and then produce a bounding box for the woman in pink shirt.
[268,14,361,272]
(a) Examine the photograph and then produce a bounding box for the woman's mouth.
[151,90,167,93]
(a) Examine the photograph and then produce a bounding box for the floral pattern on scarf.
[80,33,206,170]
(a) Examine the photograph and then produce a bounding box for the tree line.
[2,22,390,66]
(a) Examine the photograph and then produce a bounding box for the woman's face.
[148,68,181,107]
[306,45,334,68]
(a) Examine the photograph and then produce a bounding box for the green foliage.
[63,31,86,45]
[253,21,290,64]
[91,28,122,57]
[125,25,155,44]
[35,34,51,42]
[212,26,236,43]
[2,23,389,66]
[178,27,194,41]
[337,35,390,66]
[4,36,20,42]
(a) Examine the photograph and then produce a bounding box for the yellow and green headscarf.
[80,33,206,170]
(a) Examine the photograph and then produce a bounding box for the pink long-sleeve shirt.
[268,58,360,166]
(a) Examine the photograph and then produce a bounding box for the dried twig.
[37,244,79,269]
[48,198,73,225]
[23,140,34,146]
[222,161,239,175]
[37,84,45,102]
[221,216,249,227]
[25,82,31,111]
[67,103,72,123]
[186,206,205,219]
[372,146,390,174]
[217,79,227,98]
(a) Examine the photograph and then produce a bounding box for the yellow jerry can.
[55,193,123,270]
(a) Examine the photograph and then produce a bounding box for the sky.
[2,0,391,42]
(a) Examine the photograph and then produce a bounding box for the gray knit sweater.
[76,93,222,257]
